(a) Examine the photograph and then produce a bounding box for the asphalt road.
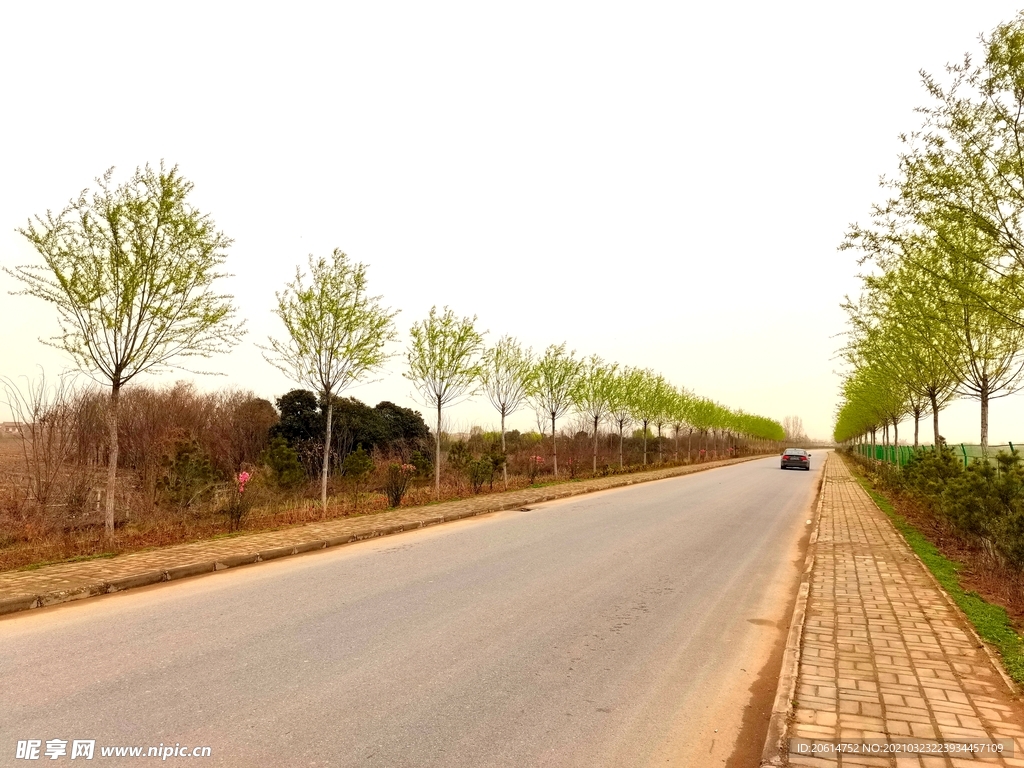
[0,454,822,767]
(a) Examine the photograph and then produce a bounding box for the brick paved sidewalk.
[0,455,760,617]
[785,454,1024,767]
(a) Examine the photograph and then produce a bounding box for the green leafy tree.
[924,231,1024,452]
[648,375,674,464]
[628,370,664,466]
[404,306,485,495]
[687,397,717,459]
[480,336,534,486]
[263,249,398,509]
[669,387,695,461]
[529,343,583,477]
[607,367,642,468]
[841,261,959,447]
[839,15,1024,452]
[572,355,617,474]
[894,15,1024,303]
[7,163,243,535]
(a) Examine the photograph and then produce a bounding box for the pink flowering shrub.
[225,469,254,529]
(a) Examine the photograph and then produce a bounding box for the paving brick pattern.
[788,455,1024,767]
[0,455,759,615]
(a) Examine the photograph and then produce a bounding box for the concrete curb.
[760,453,828,767]
[0,454,767,618]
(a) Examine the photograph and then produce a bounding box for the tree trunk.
[435,402,442,497]
[501,411,507,488]
[980,380,990,455]
[104,381,122,537]
[321,396,333,510]
[592,415,599,475]
[551,413,558,476]
[618,423,624,469]
[930,390,940,448]
[893,420,899,465]
[642,420,648,466]
[687,430,692,462]
[913,407,920,449]
[657,425,663,464]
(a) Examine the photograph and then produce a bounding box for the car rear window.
[784,449,806,455]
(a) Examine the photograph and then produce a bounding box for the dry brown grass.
[0,452,744,572]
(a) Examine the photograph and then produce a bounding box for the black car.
[781,448,811,470]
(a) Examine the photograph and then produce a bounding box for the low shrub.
[466,458,492,494]
[158,438,217,509]
[383,463,415,508]
[262,437,306,489]
[853,446,1024,568]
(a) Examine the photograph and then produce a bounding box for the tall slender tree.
[572,355,617,474]
[649,376,674,464]
[480,336,534,486]
[263,249,398,510]
[529,343,583,477]
[669,387,694,461]
[404,306,485,495]
[607,367,642,468]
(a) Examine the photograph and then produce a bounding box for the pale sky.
[2,1,1023,444]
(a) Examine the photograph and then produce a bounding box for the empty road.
[1,455,822,767]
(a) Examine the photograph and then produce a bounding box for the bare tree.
[782,416,806,442]
[1,369,83,511]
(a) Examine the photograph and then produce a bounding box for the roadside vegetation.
[1,166,787,572]
[835,12,1024,455]
[0,379,773,572]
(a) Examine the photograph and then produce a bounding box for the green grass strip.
[844,458,1024,685]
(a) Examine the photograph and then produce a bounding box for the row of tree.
[835,14,1024,452]
[407,326,786,493]
[266,259,786,501]
[6,167,783,536]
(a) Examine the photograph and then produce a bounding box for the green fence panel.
[854,442,1019,469]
